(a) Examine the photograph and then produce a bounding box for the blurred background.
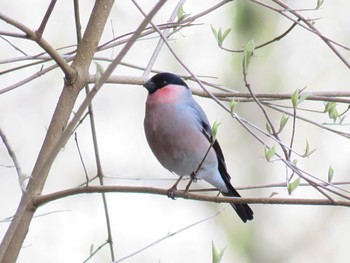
[1,0,350,262]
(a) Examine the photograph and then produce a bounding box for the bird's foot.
[190,172,198,182]
[166,186,177,199]
[166,175,184,199]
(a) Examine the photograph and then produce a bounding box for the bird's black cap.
[143,72,188,94]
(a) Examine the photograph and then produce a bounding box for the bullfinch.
[143,72,253,222]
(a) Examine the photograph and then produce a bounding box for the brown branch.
[33,185,350,208]
[36,0,57,38]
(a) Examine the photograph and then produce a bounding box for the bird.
[143,72,253,222]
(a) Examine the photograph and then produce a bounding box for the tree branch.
[34,185,350,208]
[36,0,57,38]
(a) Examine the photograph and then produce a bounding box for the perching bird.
[143,72,253,222]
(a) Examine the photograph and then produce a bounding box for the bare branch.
[36,0,57,38]
[34,185,350,208]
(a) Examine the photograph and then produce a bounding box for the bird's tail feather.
[222,184,254,223]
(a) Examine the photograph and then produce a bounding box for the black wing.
[200,120,254,222]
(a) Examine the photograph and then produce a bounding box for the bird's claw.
[190,172,198,182]
[166,186,177,199]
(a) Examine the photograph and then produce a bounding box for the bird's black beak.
[143,79,157,94]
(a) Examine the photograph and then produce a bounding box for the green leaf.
[288,178,300,195]
[218,28,231,46]
[211,121,221,143]
[323,101,333,113]
[316,0,324,9]
[324,102,340,122]
[230,98,238,113]
[211,25,219,43]
[177,4,190,22]
[212,241,225,263]
[211,26,231,47]
[328,165,334,183]
[278,113,289,133]
[218,28,223,45]
[302,139,316,157]
[298,94,309,105]
[329,105,339,122]
[222,28,231,41]
[243,40,255,72]
[264,146,275,161]
[291,89,299,109]
[177,4,184,20]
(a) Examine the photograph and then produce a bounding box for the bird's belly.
[144,103,228,192]
[145,109,217,176]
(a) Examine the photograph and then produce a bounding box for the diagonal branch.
[36,0,57,38]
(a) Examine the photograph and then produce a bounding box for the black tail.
[211,140,254,223]
[222,184,254,223]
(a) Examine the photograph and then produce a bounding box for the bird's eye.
[163,80,167,85]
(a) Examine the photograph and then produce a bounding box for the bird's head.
[143,72,188,95]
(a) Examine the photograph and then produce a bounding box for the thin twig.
[0,35,27,55]
[242,60,290,160]
[74,132,89,184]
[0,63,59,94]
[114,208,225,262]
[0,128,25,192]
[221,18,300,52]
